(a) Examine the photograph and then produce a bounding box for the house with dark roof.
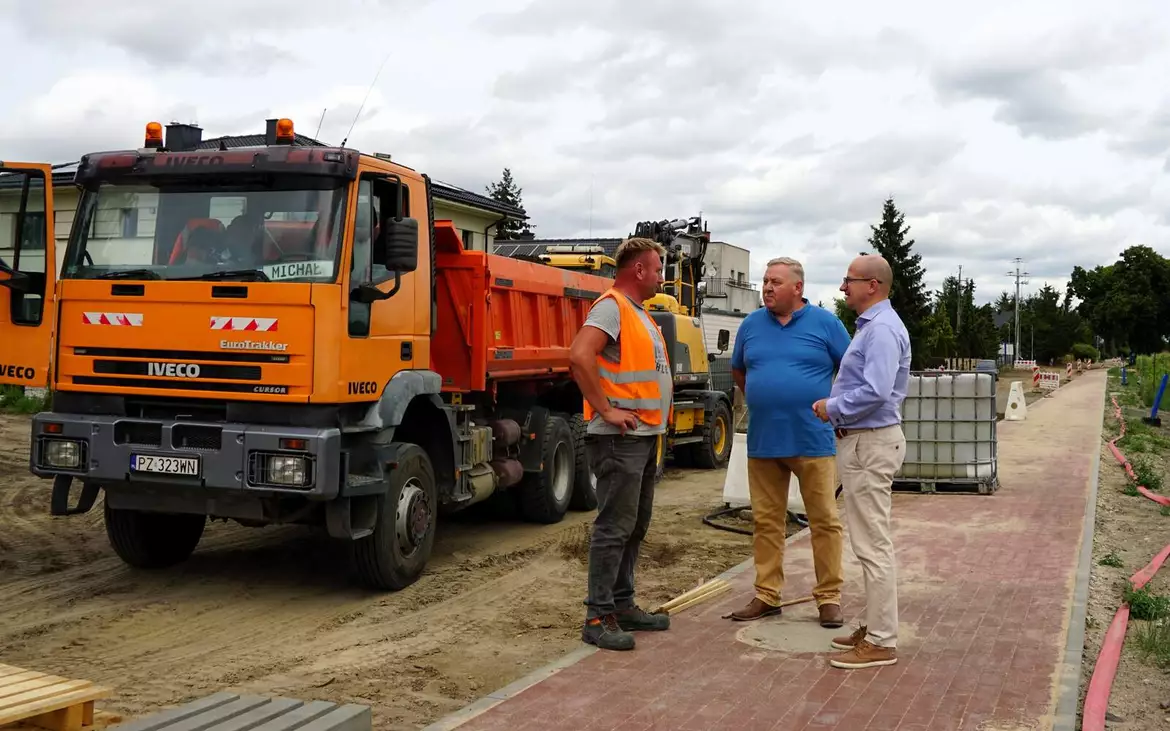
[0,127,527,271]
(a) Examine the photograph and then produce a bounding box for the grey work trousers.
[583,433,659,619]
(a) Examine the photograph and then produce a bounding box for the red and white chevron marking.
[210,317,278,332]
[83,312,143,326]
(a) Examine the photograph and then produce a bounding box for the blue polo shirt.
[731,301,853,458]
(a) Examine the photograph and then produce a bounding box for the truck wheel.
[565,413,598,511]
[104,502,205,569]
[693,400,733,469]
[518,415,574,524]
[353,444,437,591]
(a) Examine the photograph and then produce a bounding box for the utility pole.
[1007,258,1030,367]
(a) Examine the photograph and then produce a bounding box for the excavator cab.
[0,162,56,389]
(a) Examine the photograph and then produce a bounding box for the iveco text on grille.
[147,362,201,378]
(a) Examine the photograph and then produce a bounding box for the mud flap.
[329,440,409,539]
[49,475,100,516]
[326,497,376,540]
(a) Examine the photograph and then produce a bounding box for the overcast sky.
[3,0,1168,309]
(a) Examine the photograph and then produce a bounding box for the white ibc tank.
[899,371,996,482]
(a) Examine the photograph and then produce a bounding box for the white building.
[700,240,761,316]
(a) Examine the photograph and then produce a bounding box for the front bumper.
[30,412,342,499]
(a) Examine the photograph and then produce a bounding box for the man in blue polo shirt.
[728,257,853,627]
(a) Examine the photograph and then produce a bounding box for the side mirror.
[381,216,419,273]
[0,265,32,293]
[717,328,730,353]
[351,284,386,305]
[707,353,716,363]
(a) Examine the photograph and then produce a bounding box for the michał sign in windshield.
[264,260,333,281]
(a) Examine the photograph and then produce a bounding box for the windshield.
[62,176,348,282]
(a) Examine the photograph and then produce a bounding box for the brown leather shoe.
[830,625,867,650]
[829,639,897,669]
[818,603,844,628]
[723,597,783,621]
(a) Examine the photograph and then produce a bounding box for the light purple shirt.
[826,299,911,429]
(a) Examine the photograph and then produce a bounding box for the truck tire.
[565,413,598,511]
[692,400,733,469]
[104,502,205,569]
[353,444,438,591]
[518,415,574,523]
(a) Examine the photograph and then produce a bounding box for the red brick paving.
[448,373,1105,731]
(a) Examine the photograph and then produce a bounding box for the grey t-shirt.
[583,294,672,436]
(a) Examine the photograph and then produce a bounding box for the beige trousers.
[747,456,844,608]
[835,424,906,648]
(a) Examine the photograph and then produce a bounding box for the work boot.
[829,639,897,669]
[582,614,635,651]
[724,597,783,621]
[830,624,867,650]
[614,606,670,632]
[818,603,844,628]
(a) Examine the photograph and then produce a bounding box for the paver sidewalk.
[431,372,1107,731]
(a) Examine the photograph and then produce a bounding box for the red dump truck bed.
[430,221,614,393]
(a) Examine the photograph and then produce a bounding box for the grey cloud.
[933,66,1107,141]
[480,0,928,79]
[9,0,415,72]
[1107,99,1170,159]
[705,132,968,231]
[1013,181,1151,218]
[561,114,764,163]
[908,206,1148,284]
[928,18,1165,140]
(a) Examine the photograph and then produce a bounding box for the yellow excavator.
[523,216,733,472]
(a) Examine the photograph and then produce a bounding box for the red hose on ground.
[1081,397,1170,731]
[1107,396,1170,507]
[1082,548,1170,731]
[1082,604,1131,728]
[1131,543,1170,591]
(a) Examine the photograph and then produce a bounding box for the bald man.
[812,254,911,670]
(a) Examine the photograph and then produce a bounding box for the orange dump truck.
[0,119,625,589]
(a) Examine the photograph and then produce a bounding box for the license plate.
[130,454,200,476]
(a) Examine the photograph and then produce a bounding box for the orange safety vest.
[582,289,672,427]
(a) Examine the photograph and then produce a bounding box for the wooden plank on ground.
[0,665,111,731]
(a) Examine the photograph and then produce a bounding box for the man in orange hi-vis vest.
[569,236,673,652]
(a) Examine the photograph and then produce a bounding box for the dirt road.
[0,415,760,730]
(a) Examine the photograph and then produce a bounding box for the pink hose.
[1107,396,1170,507]
[1081,397,1170,731]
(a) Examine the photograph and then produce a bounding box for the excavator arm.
[631,216,710,316]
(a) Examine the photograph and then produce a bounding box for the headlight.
[267,455,309,486]
[44,439,82,469]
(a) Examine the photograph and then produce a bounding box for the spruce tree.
[485,168,533,240]
[833,297,858,334]
[863,197,931,368]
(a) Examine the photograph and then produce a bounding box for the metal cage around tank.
[895,370,999,494]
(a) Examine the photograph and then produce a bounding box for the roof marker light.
[145,122,163,149]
